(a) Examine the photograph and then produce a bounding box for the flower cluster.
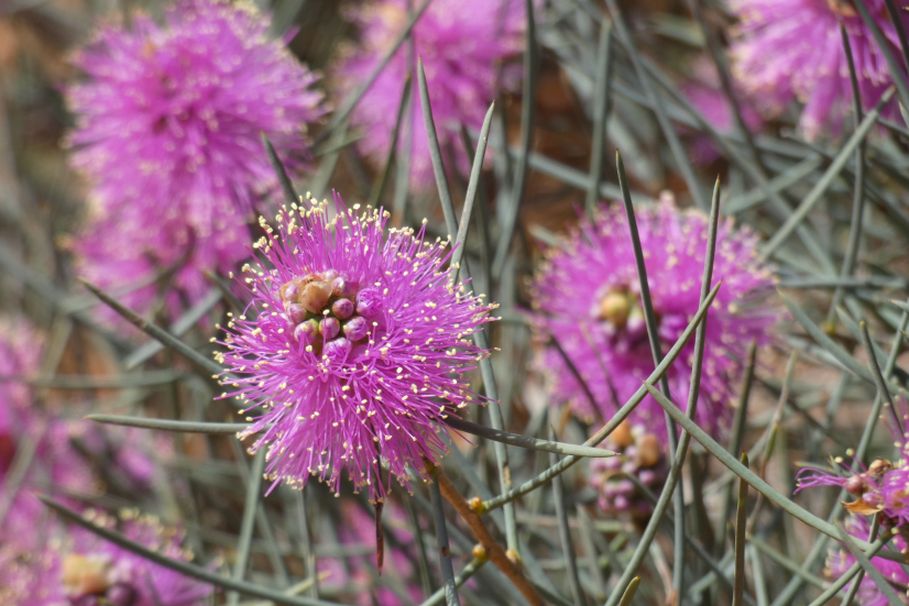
[217,195,494,500]
[797,407,909,604]
[729,0,909,138]
[68,0,326,323]
[338,0,525,188]
[0,510,211,606]
[797,433,909,532]
[589,422,667,520]
[531,196,776,442]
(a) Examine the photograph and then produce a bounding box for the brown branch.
[426,462,544,606]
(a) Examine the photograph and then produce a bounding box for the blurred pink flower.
[826,516,909,605]
[68,0,326,322]
[0,318,161,551]
[338,0,525,188]
[531,196,776,441]
[0,318,94,547]
[682,59,763,164]
[589,422,666,519]
[0,509,211,606]
[729,0,909,138]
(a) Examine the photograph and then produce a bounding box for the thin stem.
[428,464,544,606]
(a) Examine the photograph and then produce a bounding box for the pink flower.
[0,319,93,548]
[531,196,776,441]
[0,318,160,552]
[337,0,525,188]
[798,405,909,602]
[218,195,494,500]
[589,422,666,519]
[798,440,909,530]
[68,0,326,322]
[0,509,211,606]
[826,516,909,605]
[729,0,909,138]
[682,58,763,164]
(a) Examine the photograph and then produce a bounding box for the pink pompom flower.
[217,195,494,500]
[68,0,326,322]
[729,0,909,138]
[337,0,525,188]
[531,196,776,442]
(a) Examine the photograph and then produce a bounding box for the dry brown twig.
[425,462,544,606]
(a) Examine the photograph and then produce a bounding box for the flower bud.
[286,303,307,324]
[330,276,347,297]
[635,434,662,468]
[320,317,340,341]
[845,474,865,495]
[300,280,332,313]
[343,316,369,342]
[280,280,299,303]
[356,288,382,318]
[331,298,355,320]
[62,553,110,596]
[608,421,634,449]
[639,469,659,485]
[294,319,319,345]
[598,290,631,328]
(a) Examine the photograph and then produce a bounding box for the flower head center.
[591,422,667,517]
[62,553,140,605]
[595,285,646,334]
[62,553,110,597]
[280,270,375,356]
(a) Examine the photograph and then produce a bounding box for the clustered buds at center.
[280,270,372,357]
[63,550,140,606]
[595,285,647,339]
[589,422,667,519]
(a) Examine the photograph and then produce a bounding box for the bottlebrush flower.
[589,422,667,520]
[67,0,326,322]
[798,407,909,602]
[530,196,776,441]
[826,516,909,606]
[337,0,525,188]
[0,509,211,606]
[797,419,909,531]
[217,195,494,500]
[729,0,909,138]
